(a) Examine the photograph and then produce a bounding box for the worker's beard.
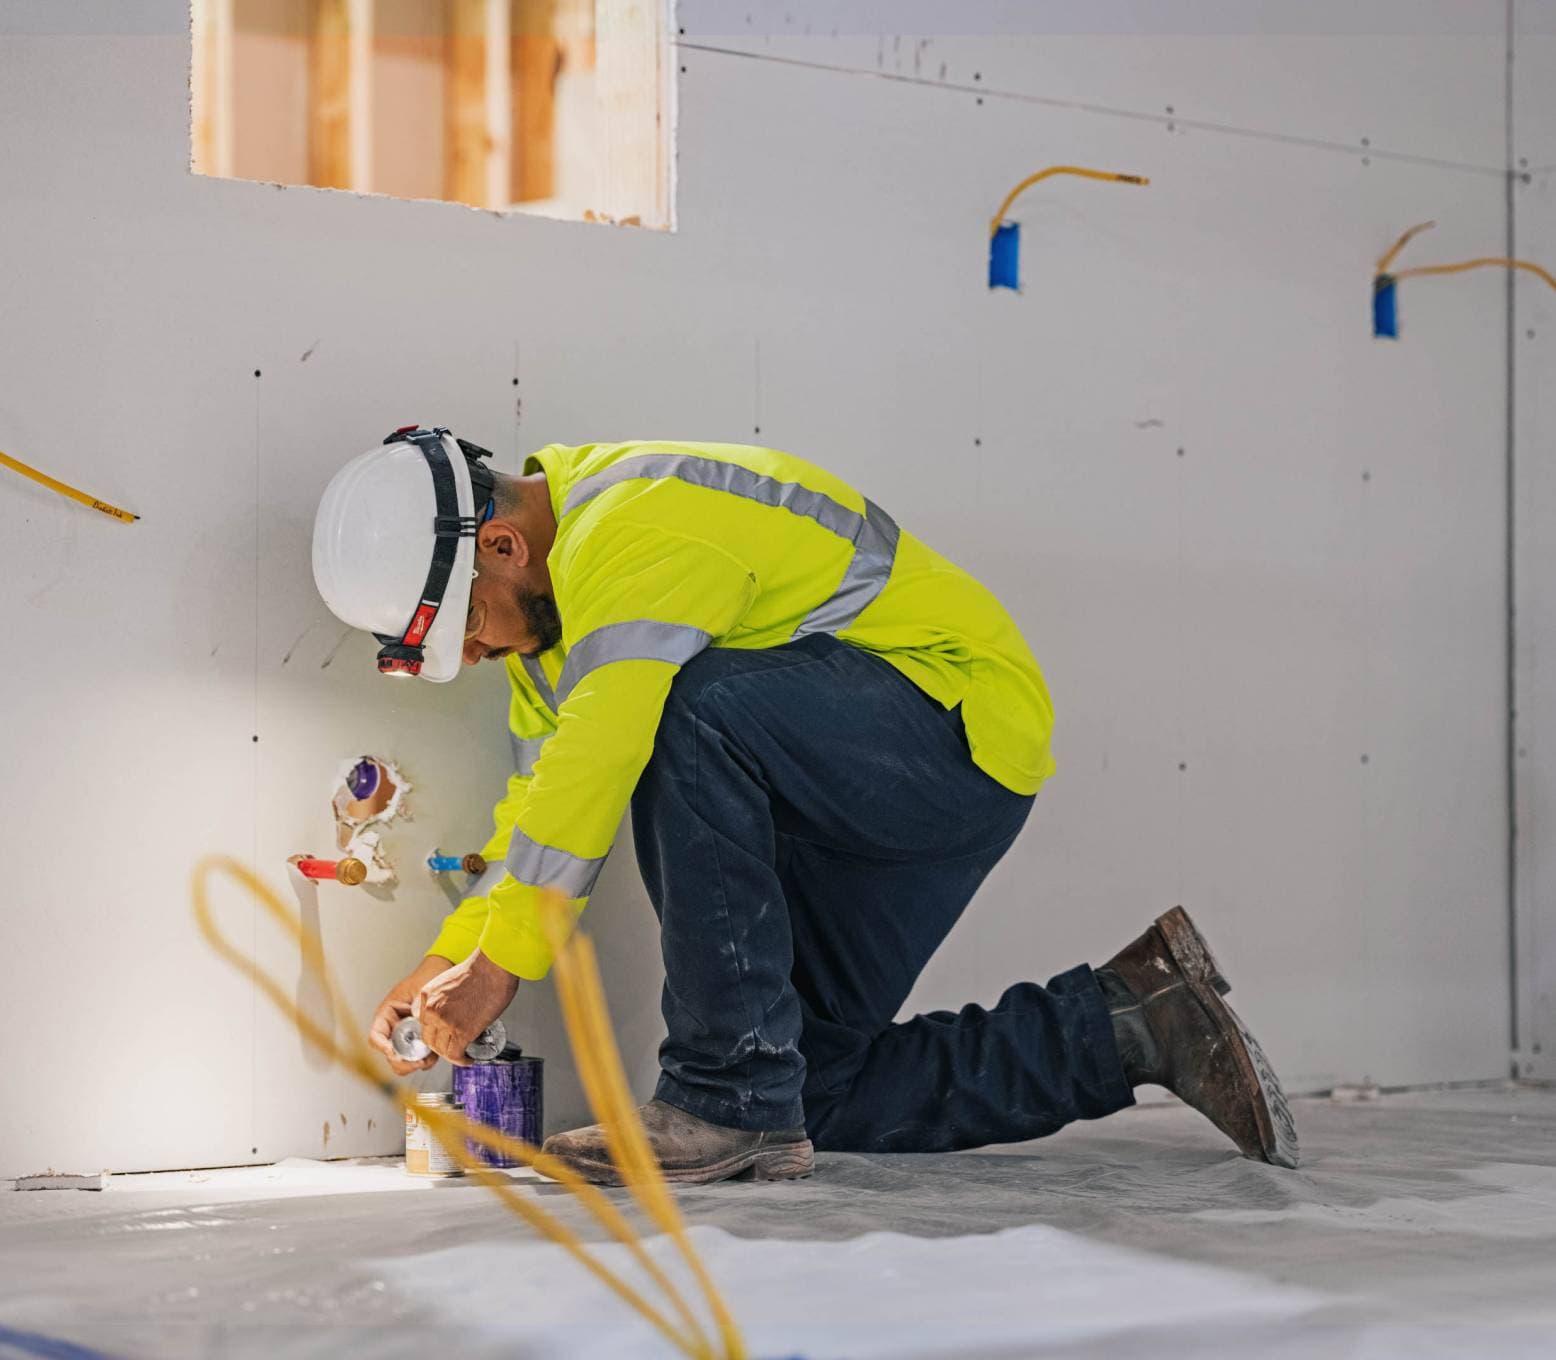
[518,585,563,654]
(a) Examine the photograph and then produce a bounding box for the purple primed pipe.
[348,759,379,800]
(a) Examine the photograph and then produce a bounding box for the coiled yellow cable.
[190,855,745,1360]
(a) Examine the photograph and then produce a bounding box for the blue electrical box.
[989,221,1021,291]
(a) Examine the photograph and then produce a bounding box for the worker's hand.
[368,955,454,1076]
[414,950,520,1068]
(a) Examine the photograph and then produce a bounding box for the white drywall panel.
[0,1,1513,1175]
[679,0,1511,172]
[1514,0,1556,175]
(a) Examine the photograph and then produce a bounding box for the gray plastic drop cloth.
[1,1085,1553,1359]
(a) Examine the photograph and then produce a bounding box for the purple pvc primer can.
[451,1054,544,1167]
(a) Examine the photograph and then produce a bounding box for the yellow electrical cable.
[190,856,707,1359]
[535,889,718,1354]
[190,855,746,1360]
[989,165,1149,240]
[540,897,749,1360]
[1393,256,1556,291]
[1375,220,1437,274]
[0,448,140,523]
[1375,218,1556,293]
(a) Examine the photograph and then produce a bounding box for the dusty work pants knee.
[630,634,1134,1153]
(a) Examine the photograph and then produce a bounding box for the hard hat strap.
[374,426,481,676]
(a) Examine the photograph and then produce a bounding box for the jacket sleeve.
[477,520,757,978]
[426,658,560,963]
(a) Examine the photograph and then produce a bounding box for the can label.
[405,1104,463,1178]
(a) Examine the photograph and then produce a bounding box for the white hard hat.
[312,426,494,682]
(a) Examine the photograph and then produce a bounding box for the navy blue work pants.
[630,635,1133,1153]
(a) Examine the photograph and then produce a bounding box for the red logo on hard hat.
[405,603,438,646]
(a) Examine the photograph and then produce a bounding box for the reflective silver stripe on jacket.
[510,732,549,777]
[522,654,557,713]
[464,862,506,900]
[564,453,861,538]
[792,498,900,637]
[504,828,607,898]
[555,620,713,707]
[562,451,899,640]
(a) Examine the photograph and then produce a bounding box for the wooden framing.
[191,0,670,227]
[190,0,234,178]
[511,0,563,203]
[308,0,373,192]
[447,0,513,209]
[595,0,669,227]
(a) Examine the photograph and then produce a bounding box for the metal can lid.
[391,1016,430,1061]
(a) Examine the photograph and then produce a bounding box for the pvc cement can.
[452,1054,544,1168]
[404,1091,464,1178]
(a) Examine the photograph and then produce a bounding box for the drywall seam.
[675,39,1509,177]
[1505,0,1521,1063]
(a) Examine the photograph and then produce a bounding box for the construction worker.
[312,428,1299,1183]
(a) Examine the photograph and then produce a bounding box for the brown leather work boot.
[538,1098,815,1186]
[1096,906,1300,1169]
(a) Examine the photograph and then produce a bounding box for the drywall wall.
[0,0,1516,1176]
[1513,0,1556,1084]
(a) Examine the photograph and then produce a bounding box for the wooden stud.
[309,0,372,191]
[595,0,668,228]
[190,0,234,178]
[511,0,562,203]
[484,0,513,208]
[447,0,511,208]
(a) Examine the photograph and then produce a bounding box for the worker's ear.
[476,520,530,568]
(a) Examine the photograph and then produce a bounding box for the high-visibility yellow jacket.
[428,441,1055,979]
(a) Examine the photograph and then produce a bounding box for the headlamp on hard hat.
[371,425,496,678]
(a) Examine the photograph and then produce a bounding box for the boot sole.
[540,1138,816,1187]
[1155,906,1301,1170]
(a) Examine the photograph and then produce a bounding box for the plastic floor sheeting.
[1,1085,1553,1359]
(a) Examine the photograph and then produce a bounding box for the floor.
[1,1085,1553,1359]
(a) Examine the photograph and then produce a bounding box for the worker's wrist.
[470,949,519,986]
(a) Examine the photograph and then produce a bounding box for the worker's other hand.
[368,955,453,1076]
[414,950,520,1068]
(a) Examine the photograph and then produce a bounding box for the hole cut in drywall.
[331,755,412,884]
[189,0,674,230]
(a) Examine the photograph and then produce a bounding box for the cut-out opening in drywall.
[190,0,673,230]
[331,755,412,884]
